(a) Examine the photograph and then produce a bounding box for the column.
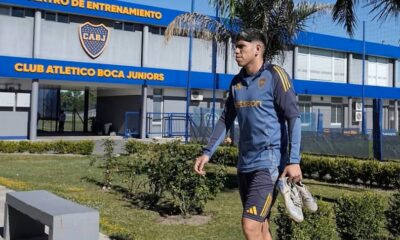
[347,53,353,84]
[226,38,233,74]
[140,25,149,139]
[395,101,399,132]
[83,88,89,132]
[293,46,298,79]
[29,10,42,140]
[348,97,353,128]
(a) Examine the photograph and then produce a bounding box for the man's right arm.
[194,83,237,176]
[202,85,237,158]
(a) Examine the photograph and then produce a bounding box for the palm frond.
[166,0,327,61]
[164,13,231,42]
[365,0,400,21]
[332,0,358,37]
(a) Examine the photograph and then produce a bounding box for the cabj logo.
[79,22,110,59]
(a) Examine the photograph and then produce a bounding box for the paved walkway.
[0,185,109,240]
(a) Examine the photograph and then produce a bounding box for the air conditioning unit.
[355,102,363,111]
[354,111,363,122]
[191,91,203,101]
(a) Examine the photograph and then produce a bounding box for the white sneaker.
[277,177,304,222]
[295,182,318,212]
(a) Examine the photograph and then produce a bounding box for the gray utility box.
[3,190,99,240]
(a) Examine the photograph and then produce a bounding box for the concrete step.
[0,186,110,240]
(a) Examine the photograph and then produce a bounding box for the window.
[45,11,56,21]
[134,24,143,32]
[25,9,35,17]
[124,22,134,32]
[114,21,123,30]
[153,89,163,122]
[368,56,390,87]
[299,102,312,126]
[149,26,165,35]
[0,5,9,16]
[296,48,308,80]
[57,13,69,23]
[389,108,395,129]
[331,104,343,126]
[396,60,400,88]
[296,47,346,83]
[11,7,25,17]
[310,48,332,81]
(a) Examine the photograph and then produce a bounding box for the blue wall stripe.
[0,136,28,140]
[293,80,400,99]
[0,0,184,27]
[295,32,400,59]
[1,55,399,99]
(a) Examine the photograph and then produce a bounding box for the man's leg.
[239,170,274,240]
[242,218,272,240]
[261,221,272,240]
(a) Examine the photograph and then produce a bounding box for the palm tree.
[165,0,330,62]
[333,0,400,37]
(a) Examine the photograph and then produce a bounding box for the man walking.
[194,29,302,240]
[58,110,66,133]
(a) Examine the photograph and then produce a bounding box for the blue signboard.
[0,55,232,90]
[0,55,399,98]
[0,0,184,27]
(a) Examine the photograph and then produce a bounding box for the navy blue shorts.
[238,169,276,222]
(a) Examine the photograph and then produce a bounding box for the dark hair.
[235,28,267,47]
[235,29,267,59]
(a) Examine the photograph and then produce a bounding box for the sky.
[123,0,400,47]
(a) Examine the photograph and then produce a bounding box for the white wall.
[40,20,142,66]
[0,15,34,57]
[147,34,189,70]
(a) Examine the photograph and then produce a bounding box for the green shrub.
[90,139,119,190]
[181,144,202,161]
[147,141,226,216]
[72,141,94,155]
[17,141,31,153]
[51,140,70,154]
[301,154,400,189]
[0,141,18,153]
[335,193,385,240]
[28,142,51,154]
[275,201,338,240]
[0,140,94,155]
[386,191,400,237]
[51,140,94,155]
[211,146,238,166]
[124,140,148,155]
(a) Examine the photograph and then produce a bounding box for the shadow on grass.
[109,233,135,240]
[82,176,181,216]
[222,172,238,190]
[305,181,370,193]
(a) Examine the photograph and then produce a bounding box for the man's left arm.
[272,66,302,181]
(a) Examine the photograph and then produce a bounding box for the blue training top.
[202,63,302,173]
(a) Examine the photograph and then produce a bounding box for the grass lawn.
[0,154,395,239]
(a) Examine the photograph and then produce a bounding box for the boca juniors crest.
[79,22,110,59]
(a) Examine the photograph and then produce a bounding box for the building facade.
[0,0,399,140]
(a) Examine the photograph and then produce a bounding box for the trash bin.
[104,123,112,135]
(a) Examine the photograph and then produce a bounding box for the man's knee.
[242,218,262,236]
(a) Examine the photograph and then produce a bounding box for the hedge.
[301,154,400,189]
[335,193,385,240]
[0,140,94,155]
[125,142,400,189]
[275,201,338,240]
[386,191,400,237]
